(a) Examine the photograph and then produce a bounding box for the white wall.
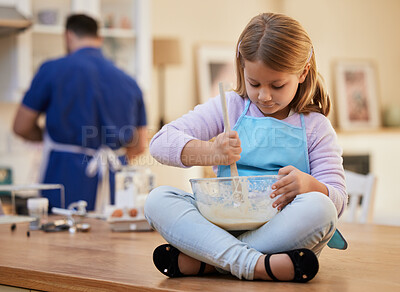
[0,103,42,184]
[0,36,18,102]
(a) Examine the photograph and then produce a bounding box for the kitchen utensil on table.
[107,166,154,231]
[52,200,91,232]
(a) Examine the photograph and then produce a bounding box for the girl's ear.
[299,63,311,84]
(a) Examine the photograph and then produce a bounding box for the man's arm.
[125,126,147,162]
[13,104,43,141]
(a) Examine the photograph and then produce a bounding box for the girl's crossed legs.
[144,186,337,280]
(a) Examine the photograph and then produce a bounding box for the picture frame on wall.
[334,60,380,130]
[196,44,236,104]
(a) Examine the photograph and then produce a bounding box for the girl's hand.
[269,165,328,211]
[211,131,241,165]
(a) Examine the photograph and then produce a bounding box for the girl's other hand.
[212,131,241,165]
[269,165,320,211]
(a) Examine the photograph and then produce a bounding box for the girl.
[145,12,346,282]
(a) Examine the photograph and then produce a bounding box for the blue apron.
[218,99,347,250]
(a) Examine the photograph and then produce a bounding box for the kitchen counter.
[0,218,399,291]
[0,217,166,291]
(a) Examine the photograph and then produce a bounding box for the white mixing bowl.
[190,175,280,230]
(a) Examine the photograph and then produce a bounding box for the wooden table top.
[0,218,399,292]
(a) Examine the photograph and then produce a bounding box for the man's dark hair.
[66,14,98,38]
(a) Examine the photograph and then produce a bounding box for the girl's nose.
[258,88,272,101]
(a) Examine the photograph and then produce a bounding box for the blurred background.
[1,0,400,225]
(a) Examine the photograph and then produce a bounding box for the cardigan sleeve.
[149,92,246,168]
[149,96,224,167]
[306,113,348,217]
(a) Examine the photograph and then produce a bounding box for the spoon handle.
[219,82,239,177]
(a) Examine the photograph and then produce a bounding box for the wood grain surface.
[0,218,399,291]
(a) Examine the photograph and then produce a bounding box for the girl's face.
[243,59,309,119]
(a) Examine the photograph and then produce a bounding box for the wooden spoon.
[218,82,239,177]
[219,82,243,202]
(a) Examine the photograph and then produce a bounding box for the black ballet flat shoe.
[264,248,319,283]
[153,244,206,278]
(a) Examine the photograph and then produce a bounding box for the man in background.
[13,14,147,212]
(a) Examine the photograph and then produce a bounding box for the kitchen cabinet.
[0,0,151,102]
[337,128,400,226]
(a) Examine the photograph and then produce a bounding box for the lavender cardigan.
[150,91,347,217]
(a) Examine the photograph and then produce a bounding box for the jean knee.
[302,192,338,226]
[144,186,171,219]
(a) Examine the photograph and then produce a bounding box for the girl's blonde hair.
[235,13,330,116]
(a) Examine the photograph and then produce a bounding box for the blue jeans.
[144,186,337,280]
